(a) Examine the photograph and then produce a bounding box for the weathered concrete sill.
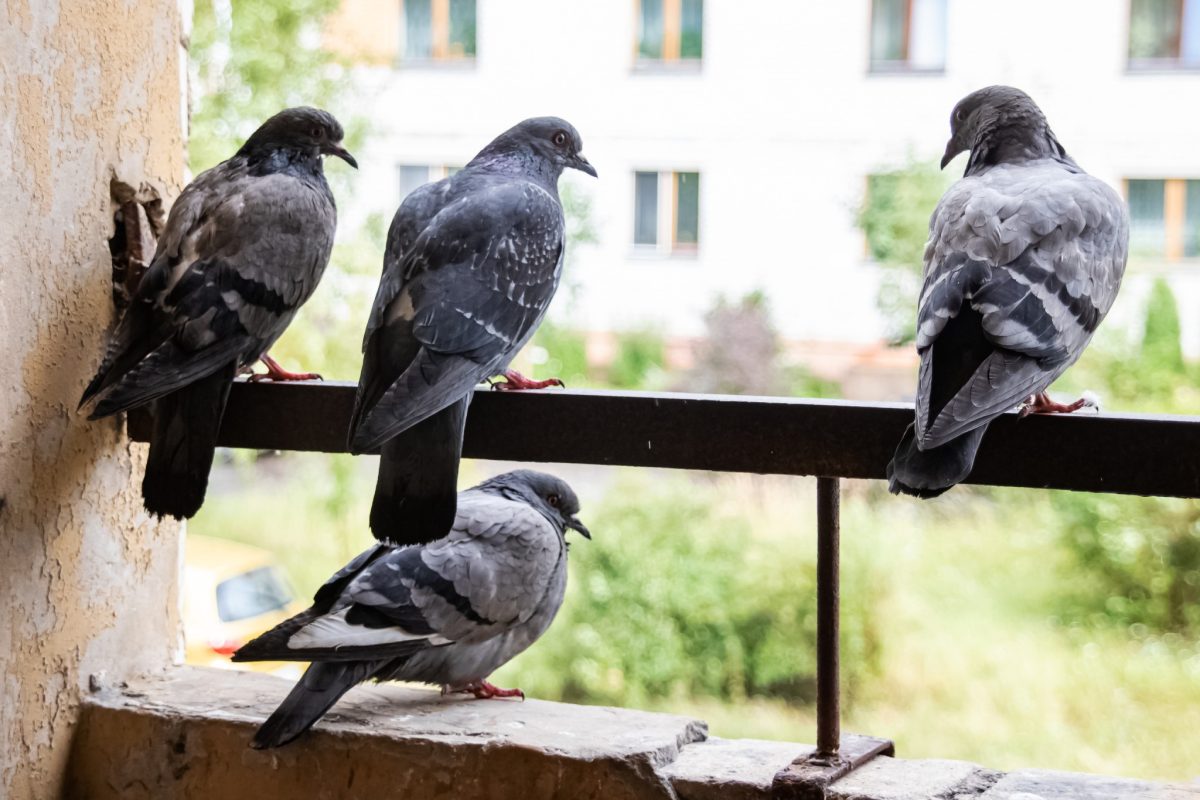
[64,667,1200,800]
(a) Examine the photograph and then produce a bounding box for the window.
[869,0,947,72]
[398,164,458,199]
[636,0,703,65]
[633,170,700,253]
[401,0,476,64]
[1126,178,1200,260]
[1129,0,1200,68]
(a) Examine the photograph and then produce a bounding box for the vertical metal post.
[814,476,841,764]
[772,476,894,798]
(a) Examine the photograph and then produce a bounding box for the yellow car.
[183,534,306,678]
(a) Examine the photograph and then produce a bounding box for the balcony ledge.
[65,667,1200,800]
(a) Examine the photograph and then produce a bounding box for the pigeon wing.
[83,161,336,416]
[914,164,1128,449]
[350,181,565,451]
[268,493,563,661]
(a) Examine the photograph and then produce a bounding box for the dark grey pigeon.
[888,86,1128,498]
[234,469,589,749]
[349,117,596,545]
[79,107,356,519]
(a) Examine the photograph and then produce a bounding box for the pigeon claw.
[490,370,564,392]
[247,353,323,383]
[1018,391,1095,418]
[458,680,525,701]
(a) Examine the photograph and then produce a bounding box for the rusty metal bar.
[814,476,841,763]
[126,382,1200,498]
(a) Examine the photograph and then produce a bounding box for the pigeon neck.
[468,152,563,193]
[241,146,328,182]
[966,125,1073,176]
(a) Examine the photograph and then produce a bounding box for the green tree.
[1139,277,1187,396]
[856,159,948,344]
[189,0,346,171]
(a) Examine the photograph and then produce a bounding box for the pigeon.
[79,107,356,519]
[233,469,589,749]
[887,86,1128,497]
[349,117,597,545]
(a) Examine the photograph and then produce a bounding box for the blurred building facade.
[327,0,1200,382]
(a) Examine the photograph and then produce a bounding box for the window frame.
[867,0,948,75]
[633,0,704,72]
[399,0,477,67]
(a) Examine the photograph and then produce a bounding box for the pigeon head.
[482,469,590,539]
[940,86,1066,174]
[238,107,358,169]
[472,117,598,180]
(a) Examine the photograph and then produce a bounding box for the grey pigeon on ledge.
[888,86,1128,497]
[234,469,589,749]
[349,117,597,546]
[79,107,356,520]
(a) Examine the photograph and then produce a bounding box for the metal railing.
[129,382,1200,799]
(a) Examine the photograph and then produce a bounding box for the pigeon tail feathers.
[369,396,469,545]
[887,422,988,498]
[141,361,236,519]
[250,661,383,749]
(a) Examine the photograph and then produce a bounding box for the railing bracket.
[771,734,895,799]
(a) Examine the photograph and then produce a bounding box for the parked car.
[183,534,306,677]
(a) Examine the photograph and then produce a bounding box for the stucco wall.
[0,1,189,797]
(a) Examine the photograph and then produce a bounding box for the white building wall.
[340,0,1200,353]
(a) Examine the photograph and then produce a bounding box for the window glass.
[909,0,947,70]
[1182,0,1200,64]
[681,0,704,60]
[675,172,700,247]
[1128,179,1167,257]
[404,0,433,60]
[449,0,477,57]
[399,164,432,199]
[216,567,293,622]
[634,171,659,246]
[1185,180,1200,257]
[1130,0,1181,60]
[638,0,665,60]
[870,0,907,66]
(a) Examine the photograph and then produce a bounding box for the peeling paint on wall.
[0,1,188,798]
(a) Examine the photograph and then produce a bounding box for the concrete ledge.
[63,667,1200,800]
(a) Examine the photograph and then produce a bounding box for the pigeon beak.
[940,137,964,170]
[324,142,358,169]
[572,154,598,178]
[566,516,591,539]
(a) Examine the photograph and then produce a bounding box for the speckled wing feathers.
[81,159,336,417]
[351,180,565,452]
[914,162,1128,449]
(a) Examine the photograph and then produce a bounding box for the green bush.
[1051,492,1200,637]
[608,329,666,389]
[529,322,591,387]
[496,475,883,707]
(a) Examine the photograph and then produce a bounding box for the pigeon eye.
[310,126,324,139]
[954,108,966,123]
[547,493,560,507]
[552,131,568,147]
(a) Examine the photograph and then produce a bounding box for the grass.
[191,459,1200,782]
